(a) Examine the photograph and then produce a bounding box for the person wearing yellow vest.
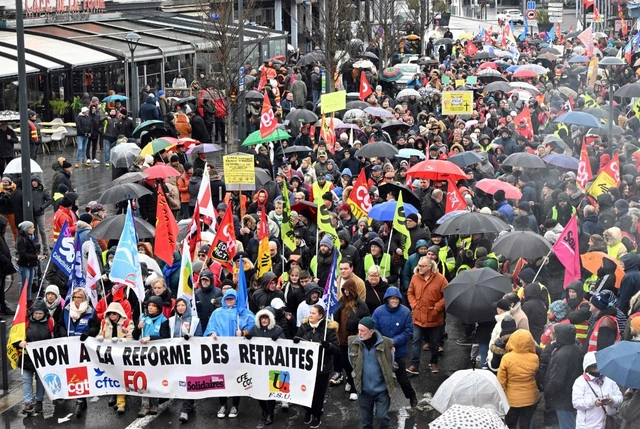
[583,292,620,353]
[311,175,333,204]
[27,110,41,161]
[564,280,591,346]
[363,237,397,285]
[546,193,576,227]
[515,267,551,308]
[603,227,627,262]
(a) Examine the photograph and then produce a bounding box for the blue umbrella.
[554,111,602,128]
[368,200,418,222]
[506,65,520,73]
[437,210,468,224]
[569,55,590,63]
[543,154,579,170]
[596,341,640,388]
[102,94,128,102]
[396,148,426,159]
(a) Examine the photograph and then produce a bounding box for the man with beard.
[338,229,362,276]
[546,192,575,227]
[310,235,336,289]
[251,272,285,313]
[364,237,398,286]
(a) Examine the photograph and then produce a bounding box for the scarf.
[309,319,323,329]
[69,301,89,321]
[46,297,61,316]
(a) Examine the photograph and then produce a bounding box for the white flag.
[85,247,101,308]
[196,163,218,230]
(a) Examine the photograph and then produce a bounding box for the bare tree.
[197,0,275,152]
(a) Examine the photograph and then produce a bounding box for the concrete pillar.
[275,0,282,31]
[291,2,298,49]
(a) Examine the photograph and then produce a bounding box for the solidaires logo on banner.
[27,337,320,407]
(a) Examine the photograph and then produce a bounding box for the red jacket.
[53,206,77,241]
[94,292,133,322]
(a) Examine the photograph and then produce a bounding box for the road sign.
[526,1,536,10]
[548,2,564,23]
[526,10,537,20]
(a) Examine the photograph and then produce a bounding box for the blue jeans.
[479,343,489,369]
[411,325,442,368]
[357,390,390,429]
[76,136,88,162]
[22,369,45,403]
[104,138,112,164]
[552,409,576,429]
[18,266,35,301]
[313,90,320,105]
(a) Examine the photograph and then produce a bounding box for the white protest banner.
[27,337,320,407]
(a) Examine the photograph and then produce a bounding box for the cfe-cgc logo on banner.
[186,375,225,392]
[237,372,253,390]
[44,373,62,395]
[66,367,90,397]
[93,368,120,389]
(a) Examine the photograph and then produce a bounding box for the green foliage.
[70,96,84,116]
[537,9,550,24]
[49,100,69,117]
[433,0,449,13]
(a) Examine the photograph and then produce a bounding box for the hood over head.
[105,302,128,319]
[383,286,402,302]
[254,308,277,330]
[565,280,585,307]
[523,282,542,301]
[260,272,278,289]
[583,351,597,371]
[341,278,358,299]
[505,329,536,354]
[553,323,576,347]
[621,253,639,271]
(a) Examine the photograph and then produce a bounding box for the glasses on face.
[72,296,84,301]
[418,265,428,268]
[384,176,394,180]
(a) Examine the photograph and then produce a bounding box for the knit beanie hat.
[548,300,570,321]
[359,316,376,330]
[319,234,334,250]
[500,315,517,336]
[407,213,419,223]
[427,245,440,255]
[518,267,536,284]
[18,221,34,233]
[590,292,612,311]
[79,213,93,224]
[494,189,506,202]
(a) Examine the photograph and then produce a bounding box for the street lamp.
[599,56,626,146]
[125,32,142,123]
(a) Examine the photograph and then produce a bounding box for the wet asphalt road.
[0,146,545,428]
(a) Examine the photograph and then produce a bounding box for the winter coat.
[291,79,307,107]
[75,113,92,136]
[17,306,55,371]
[543,324,584,410]
[521,283,548,343]
[296,283,324,327]
[273,307,297,339]
[520,181,537,204]
[190,114,210,143]
[618,389,640,429]
[583,305,620,353]
[348,331,396,395]
[175,113,191,138]
[94,291,133,322]
[282,281,305,315]
[16,229,38,267]
[57,299,99,338]
[619,254,640,315]
[251,272,285,313]
[144,287,175,320]
[296,317,339,374]
[371,287,413,358]
[583,213,604,236]
[407,270,448,328]
[51,169,73,197]
[204,289,255,337]
[195,284,222,330]
[139,95,160,122]
[97,302,133,340]
[497,330,540,408]
[188,175,201,207]
[31,177,52,217]
[169,304,202,338]
[249,308,285,340]
[0,217,14,276]
[0,126,17,158]
[334,279,370,345]
[364,279,390,314]
[572,368,623,428]
[495,200,515,224]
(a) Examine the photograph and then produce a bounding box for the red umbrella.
[291,201,318,220]
[513,69,539,79]
[478,62,498,70]
[144,164,182,180]
[177,138,200,148]
[476,179,522,199]
[406,160,467,181]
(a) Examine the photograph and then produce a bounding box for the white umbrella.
[138,253,163,276]
[431,368,510,417]
[430,404,507,429]
[477,69,503,77]
[518,64,548,75]
[2,158,43,175]
[353,59,374,69]
[509,82,540,94]
[396,88,421,98]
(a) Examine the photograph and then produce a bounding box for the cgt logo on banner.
[27,337,319,407]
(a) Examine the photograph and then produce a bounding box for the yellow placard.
[223,155,256,185]
[320,90,347,114]
[441,91,474,115]
[455,79,465,88]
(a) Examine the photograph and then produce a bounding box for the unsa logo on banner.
[44,373,62,395]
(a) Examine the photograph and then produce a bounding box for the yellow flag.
[587,153,620,198]
[633,98,640,119]
[281,181,296,252]
[583,92,598,109]
[7,283,28,369]
[392,193,411,259]
[256,238,272,279]
[317,204,340,250]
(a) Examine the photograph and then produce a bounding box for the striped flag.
[177,239,197,316]
[322,250,339,319]
[85,247,101,308]
[6,281,28,369]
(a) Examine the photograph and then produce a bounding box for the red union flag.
[359,71,372,101]
[155,184,179,265]
[588,153,620,198]
[346,170,371,219]
[260,92,277,138]
[576,142,593,190]
[465,40,478,56]
[207,206,237,271]
[552,215,581,287]
[578,27,594,57]
[445,179,467,213]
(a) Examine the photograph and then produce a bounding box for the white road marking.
[124,399,173,429]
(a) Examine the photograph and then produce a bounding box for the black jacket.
[31,177,52,217]
[0,127,18,158]
[251,272,285,313]
[521,283,548,343]
[51,169,73,196]
[334,297,370,342]
[542,324,584,411]
[296,318,339,374]
[0,217,14,275]
[364,280,390,314]
[190,114,211,143]
[75,113,92,136]
[195,285,223,330]
[274,308,297,339]
[16,229,38,267]
[18,310,54,371]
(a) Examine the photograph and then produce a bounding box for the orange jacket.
[177,173,191,203]
[224,193,248,216]
[407,270,448,328]
[175,113,191,138]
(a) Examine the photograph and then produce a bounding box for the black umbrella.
[543,134,570,151]
[539,47,561,55]
[98,183,153,204]
[362,52,379,60]
[477,75,507,83]
[588,125,625,136]
[90,214,156,240]
[570,66,587,75]
[483,81,512,93]
[583,108,606,119]
[245,90,264,101]
[111,172,149,186]
[355,141,399,159]
[297,50,326,66]
[612,41,625,48]
[381,119,410,134]
[615,83,640,98]
[283,146,313,155]
[377,182,421,208]
[434,212,510,235]
[448,151,483,168]
[444,268,513,324]
[566,31,579,38]
[255,168,273,185]
[492,231,552,260]
[419,59,440,66]
[528,39,542,44]
[286,109,319,124]
[471,52,495,60]
[603,47,618,56]
[435,38,453,44]
[346,101,370,110]
[503,152,547,169]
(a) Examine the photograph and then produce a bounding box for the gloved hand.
[80,333,89,342]
[245,333,253,340]
[272,335,279,341]
[321,340,331,349]
[183,334,190,341]
[292,337,301,344]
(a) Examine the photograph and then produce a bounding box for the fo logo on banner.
[44,373,62,395]
[66,367,90,397]
[269,371,291,394]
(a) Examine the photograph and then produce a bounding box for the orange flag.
[445,179,467,213]
[465,40,478,56]
[577,142,593,190]
[260,92,277,138]
[155,184,179,265]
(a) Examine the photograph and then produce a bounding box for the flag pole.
[36,257,52,298]
[20,347,25,376]
[531,249,552,284]
[386,227,394,275]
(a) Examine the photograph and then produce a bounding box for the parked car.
[395,63,421,88]
[497,9,524,25]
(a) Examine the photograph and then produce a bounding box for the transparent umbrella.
[110,143,141,169]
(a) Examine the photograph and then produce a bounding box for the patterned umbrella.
[380,67,402,82]
[430,404,507,428]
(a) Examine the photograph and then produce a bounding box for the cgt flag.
[255,208,272,279]
[445,180,467,213]
[260,91,277,138]
[155,184,179,265]
[177,240,198,316]
[588,153,620,198]
[281,181,296,252]
[207,205,237,271]
[6,281,28,369]
[392,192,411,258]
[552,214,581,286]
[346,170,371,220]
[577,142,593,190]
